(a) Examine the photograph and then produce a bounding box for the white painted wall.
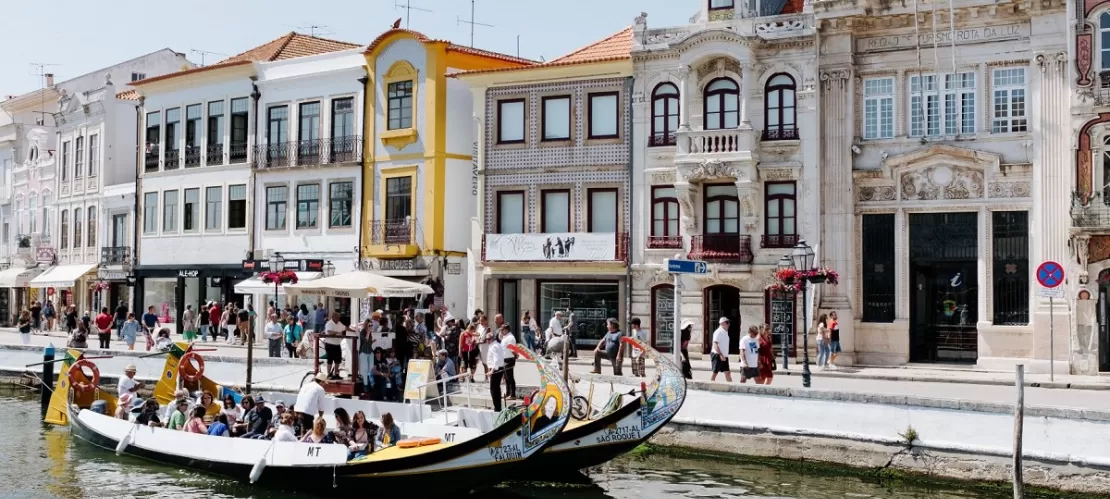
[253,165,361,255]
[373,38,427,159]
[139,167,251,266]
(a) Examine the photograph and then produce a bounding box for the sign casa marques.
[857,23,1029,53]
[484,233,616,262]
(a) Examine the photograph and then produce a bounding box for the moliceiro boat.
[48,345,571,497]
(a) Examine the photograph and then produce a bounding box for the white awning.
[29,263,98,288]
[0,266,45,288]
[285,270,434,298]
[233,272,322,295]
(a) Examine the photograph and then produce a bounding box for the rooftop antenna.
[286,24,335,37]
[395,0,433,29]
[190,49,228,67]
[457,0,494,48]
[29,62,60,126]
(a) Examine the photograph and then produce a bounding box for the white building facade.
[244,47,367,316]
[816,0,1066,370]
[629,1,819,355]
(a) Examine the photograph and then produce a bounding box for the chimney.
[44,73,54,87]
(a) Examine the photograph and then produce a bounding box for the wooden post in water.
[1013,364,1024,499]
[562,334,570,382]
[40,344,55,414]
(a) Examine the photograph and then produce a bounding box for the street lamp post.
[776,255,793,371]
[791,239,816,388]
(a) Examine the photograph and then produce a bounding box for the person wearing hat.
[118,364,144,401]
[295,372,328,429]
[115,393,134,420]
[680,320,694,379]
[711,317,734,382]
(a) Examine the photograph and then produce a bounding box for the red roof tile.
[131,32,360,87]
[116,89,139,100]
[454,27,632,77]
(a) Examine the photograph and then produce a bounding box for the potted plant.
[805,267,840,285]
[260,270,299,285]
[774,268,802,285]
[16,234,31,248]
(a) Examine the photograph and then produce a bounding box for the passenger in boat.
[121,313,140,351]
[332,407,353,445]
[183,406,208,433]
[135,399,162,427]
[163,388,194,422]
[167,399,190,430]
[116,393,135,420]
[241,396,273,439]
[272,413,298,442]
[487,330,506,412]
[207,413,231,437]
[301,417,334,444]
[268,400,287,433]
[232,396,256,437]
[375,413,401,448]
[348,411,377,459]
[198,391,217,419]
[295,373,328,429]
[220,395,241,428]
[118,364,144,401]
[500,324,517,400]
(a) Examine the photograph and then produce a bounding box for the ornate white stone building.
[629,0,818,355]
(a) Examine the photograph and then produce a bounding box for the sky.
[0,0,696,98]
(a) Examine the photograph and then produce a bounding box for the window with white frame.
[73,207,82,248]
[28,195,36,234]
[991,68,1027,134]
[88,134,99,176]
[862,77,894,140]
[909,72,976,137]
[163,190,178,232]
[296,183,320,229]
[228,184,247,229]
[74,136,84,178]
[266,185,288,230]
[143,192,158,234]
[87,210,95,248]
[184,188,199,232]
[41,192,49,238]
[206,186,222,230]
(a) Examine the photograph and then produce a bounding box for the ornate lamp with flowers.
[765,239,840,388]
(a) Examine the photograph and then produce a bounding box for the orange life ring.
[178,351,205,382]
[67,359,100,393]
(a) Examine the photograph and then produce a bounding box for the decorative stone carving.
[1089,235,1110,264]
[644,30,689,45]
[634,12,647,26]
[1077,32,1093,87]
[1075,235,1091,284]
[631,266,671,286]
[736,178,761,230]
[988,181,1031,198]
[675,182,698,232]
[1034,51,1068,74]
[857,185,896,202]
[899,166,983,201]
[820,69,851,89]
[760,168,795,181]
[708,8,734,21]
[651,171,676,184]
[680,158,737,182]
[1078,150,1093,194]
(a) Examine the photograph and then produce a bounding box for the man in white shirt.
[546,311,564,360]
[265,315,284,358]
[710,317,734,382]
[118,364,144,401]
[738,325,761,384]
[324,312,354,380]
[295,372,328,429]
[499,324,518,400]
[628,317,648,377]
[486,334,506,412]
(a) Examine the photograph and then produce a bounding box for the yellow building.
[360,29,532,313]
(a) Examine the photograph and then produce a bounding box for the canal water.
[0,389,1040,499]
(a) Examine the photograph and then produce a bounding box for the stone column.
[818,67,855,364]
[1030,51,1071,368]
[894,209,908,320]
[740,65,753,127]
[677,65,690,130]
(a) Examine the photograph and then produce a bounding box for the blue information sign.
[666,258,709,275]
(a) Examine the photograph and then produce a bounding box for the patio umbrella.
[283,270,434,299]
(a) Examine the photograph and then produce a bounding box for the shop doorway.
[499,280,520,335]
[908,212,979,363]
[703,285,740,355]
[1099,279,1110,372]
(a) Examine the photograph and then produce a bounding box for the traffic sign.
[1037,287,1065,299]
[666,258,709,275]
[1036,261,1064,288]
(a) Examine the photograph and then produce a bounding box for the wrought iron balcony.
[184,145,202,167]
[1096,71,1110,106]
[1072,194,1110,228]
[144,144,160,173]
[252,136,363,169]
[761,127,799,141]
[367,219,420,246]
[206,143,224,165]
[100,246,131,267]
[647,235,683,249]
[761,233,798,248]
[229,141,249,164]
[164,148,180,170]
[688,234,753,264]
[648,132,677,147]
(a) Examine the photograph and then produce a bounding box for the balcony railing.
[367,219,419,246]
[648,132,677,147]
[164,148,180,170]
[229,141,249,164]
[100,246,131,266]
[184,145,202,167]
[762,127,799,141]
[482,232,629,263]
[688,234,754,264]
[207,143,224,165]
[647,235,683,249]
[144,144,160,172]
[761,234,798,248]
[1096,71,1110,106]
[252,136,363,169]
[678,128,756,157]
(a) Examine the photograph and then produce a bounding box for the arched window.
[41,192,50,238]
[74,207,83,249]
[87,209,96,248]
[650,83,679,146]
[704,184,738,235]
[650,284,676,351]
[764,73,797,140]
[27,194,36,234]
[60,210,68,249]
[703,77,739,130]
[649,186,681,248]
